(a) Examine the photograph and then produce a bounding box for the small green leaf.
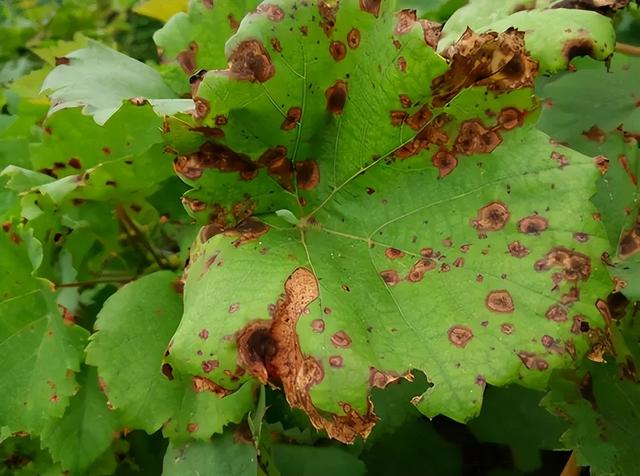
[41,41,192,125]
[162,432,257,476]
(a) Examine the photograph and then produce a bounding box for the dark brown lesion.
[619,215,640,259]
[235,268,378,443]
[325,80,348,114]
[228,40,275,83]
[517,215,548,235]
[448,325,474,347]
[470,201,511,232]
[534,247,592,285]
[177,41,198,74]
[485,290,515,313]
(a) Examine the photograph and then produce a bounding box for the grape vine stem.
[615,42,640,57]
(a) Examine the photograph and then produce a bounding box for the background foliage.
[1,0,639,474]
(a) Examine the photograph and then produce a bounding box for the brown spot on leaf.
[296,160,320,190]
[193,96,210,120]
[329,355,344,368]
[448,325,474,347]
[281,107,302,131]
[407,258,436,282]
[432,151,458,178]
[311,319,325,333]
[318,1,337,37]
[256,3,285,21]
[174,141,258,180]
[534,247,592,283]
[390,111,407,126]
[573,232,589,243]
[55,56,70,66]
[562,38,595,61]
[259,146,293,190]
[68,157,82,169]
[406,105,433,131]
[237,268,376,443]
[229,40,275,83]
[198,329,209,340]
[380,270,401,286]
[395,9,417,35]
[471,201,510,232]
[192,376,231,396]
[229,303,240,314]
[161,363,174,380]
[546,304,568,322]
[225,218,269,247]
[517,352,549,371]
[454,120,502,155]
[583,125,606,143]
[420,19,442,48]
[433,29,537,107]
[397,56,407,72]
[385,248,404,259]
[331,331,352,348]
[177,41,198,74]
[508,240,529,258]
[497,107,524,130]
[330,41,347,62]
[201,359,219,373]
[518,215,548,234]
[347,28,361,49]
[325,80,348,114]
[359,0,381,16]
[500,323,514,335]
[486,290,515,313]
[270,37,282,53]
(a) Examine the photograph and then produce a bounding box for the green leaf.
[153,0,261,76]
[40,367,120,474]
[542,361,640,476]
[537,54,640,299]
[86,271,254,440]
[0,229,88,434]
[41,41,193,125]
[468,385,567,471]
[165,0,611,442]
[162,432,257,476]
[134,0,189,23]
[439,2,616,73]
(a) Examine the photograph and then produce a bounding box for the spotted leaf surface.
[164,0,613,443]
[0,230,88,435]
[438,1,616,73]
[86,271,254,441]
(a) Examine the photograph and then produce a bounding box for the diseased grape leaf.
[537,54,640,299]
[438,1,616,72]
[40,367,120,475]
[0,228,88,435]
[161,0,613,443]
[542,359,640,476]
[86,271,254,441]
[153,0,261,77]
[162,432,257,476]
[41,40,193,125]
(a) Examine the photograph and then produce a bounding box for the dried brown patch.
[486,290,515,313]
[380,270,401,286]
[619,217,640,258]
[331,331,352,348]
[224,218,269,246]
[347,28,361,49]
[177,41,198,74]
[359,0,381,17]
[256,3,285,21]
[407,258,436,282]
[546,304,568,322]
[318,1,338,37]
[454,120,501,155]
[517,352,549,371]
[295,160,319,191]
[497,107,524,130]
[385,248,404,259]
[534,247,592,284]
[508,240,529,258]
[192,376,232,396]
[517,215,548,234]
[500,323,514,335]
[236,268,377,443]
[193,96,210,120]
[397,56,407,72]
[432,151,458,177]
[270,37,282,53]
[229,40,275,83]
[311,319,325,333]
[394,9,417,35]
[174,141,258,181]
[406,105,433,131]
[330,41,347,62]
[562,38,595,62]
[281,107,302,131]
[325,80,348,114]
[583,125,606,143]
[420,20,442,49]
[259,146,293,190]
[369,368,411,389]
[471,201,510,232]
[448,325,474,347]
[433,28,537,107]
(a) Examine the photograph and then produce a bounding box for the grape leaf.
[162,0,612,443]
[153,0,261,76]
[542,360,640,476]
[438,1,616,72]
[40,367,120,474]
[0,229,88,434]
[162,432,257,476]
[537,54,640,299]
[41,40,193,125]
[86,271,254,441]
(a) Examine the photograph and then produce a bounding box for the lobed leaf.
[164,0,612,442]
